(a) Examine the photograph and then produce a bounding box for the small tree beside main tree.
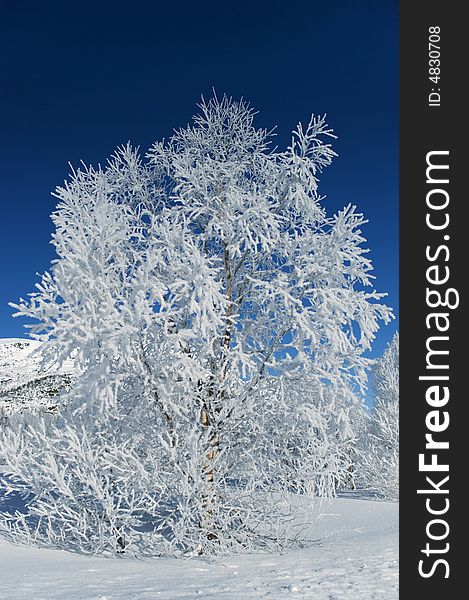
[356,332,399,500]
[0,96,393,556]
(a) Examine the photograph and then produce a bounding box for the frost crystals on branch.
[0,95,393,556]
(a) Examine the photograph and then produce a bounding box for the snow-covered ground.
[0,496,398,600]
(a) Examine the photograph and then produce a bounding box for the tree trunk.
[199,403,219,543]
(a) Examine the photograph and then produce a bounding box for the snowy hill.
[0,338,74,416]
[0,495,398,599]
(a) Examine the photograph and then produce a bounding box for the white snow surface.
[0,496,398,599]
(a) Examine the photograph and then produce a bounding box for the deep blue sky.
[0,0,398,358]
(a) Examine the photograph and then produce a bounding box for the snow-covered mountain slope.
[0,338,75,416]
[0,338,44,383]
[0,495,398,599]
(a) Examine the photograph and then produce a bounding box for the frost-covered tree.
[357,332,399,499]
[0,96,393,556]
